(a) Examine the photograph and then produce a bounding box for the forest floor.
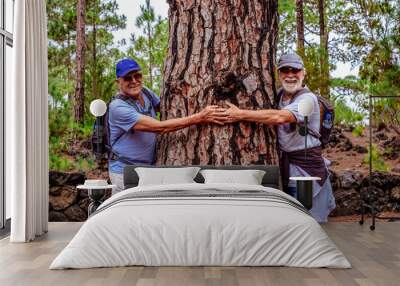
[323,127,400,175]
[323,125,400,222]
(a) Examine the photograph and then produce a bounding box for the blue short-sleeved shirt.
[108,88,160,174]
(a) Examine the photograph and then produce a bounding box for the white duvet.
[50,183,351,269]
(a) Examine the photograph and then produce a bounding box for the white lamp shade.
[90,99,107,117]
[298,98,314,116]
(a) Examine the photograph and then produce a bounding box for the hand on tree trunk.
[223,102,243,123]
[196,105,227,126]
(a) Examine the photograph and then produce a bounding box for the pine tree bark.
[296,0,305,57]
[157,0,279,166]
[74,0,86,123]
[318,0,330,98]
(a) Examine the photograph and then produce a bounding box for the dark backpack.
[277,87,335,147]
[91,87,156,160]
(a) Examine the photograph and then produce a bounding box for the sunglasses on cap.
[279,67,302,74]
[122,73,143,82]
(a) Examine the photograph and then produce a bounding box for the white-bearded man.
[222,53,336,223]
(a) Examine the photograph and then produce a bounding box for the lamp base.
[296,180,313,210]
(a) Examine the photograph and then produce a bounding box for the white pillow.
[135,167,201,186]
[200,169,266,185]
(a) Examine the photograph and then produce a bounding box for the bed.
[50,165,350,269]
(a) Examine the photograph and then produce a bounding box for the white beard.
[281,80,303,94]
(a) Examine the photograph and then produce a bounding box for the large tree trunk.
[74,0,86,123]
[157,0,279,166]
[296,0,305,57]
[318,0,330,98]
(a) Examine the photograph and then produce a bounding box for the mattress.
[50,183,351,269]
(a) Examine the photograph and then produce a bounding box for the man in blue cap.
[222,52,335,223]
[109,58,225,193]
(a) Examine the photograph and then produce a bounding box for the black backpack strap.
[277,87,311,105]
[116,87,156,114]
[141,86,157,109]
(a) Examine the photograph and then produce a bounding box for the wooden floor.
[0,222,399,286]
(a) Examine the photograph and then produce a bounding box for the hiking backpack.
[91,87,156,160]
[277,87,335,147]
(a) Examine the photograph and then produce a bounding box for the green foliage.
[47,0,127,171]
[352,125,365,137]
[330,0,399,126]
[334,99,365,125]
[50,154,75,171]
[50,154,95,172]
[278,0,334,97]
[279,0,400,128]
[363,144,390,172]
[76,156,96,171]
[278,0,296,53]
[127,0,168,95]
[85,0,127,103]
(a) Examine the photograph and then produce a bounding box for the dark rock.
[49,186,78,210]
[354,145,368,154]
[49,171,86,187]
[80,138,92,150]
[49,211,68,222]
[340,138,353,151]
[390,186,400,201]
[360,186,389,212]
[383,135,400,149]
[384,149,399,160]
[78,198,90,212]
[343,125,355,132]
[330,189,361,216]
[49,186,63,196]
[64,205,87,221]
[376,122,387,132]
[328,169,339,190]
[328,127,347,147]
[383,136,400,160]
[338,170,364,189]
[375,132,388,141]
[360,172,400,190]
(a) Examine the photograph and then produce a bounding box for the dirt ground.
[323,128,400,175]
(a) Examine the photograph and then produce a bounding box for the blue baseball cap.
[116,58,141,78]
[277,52,304,70]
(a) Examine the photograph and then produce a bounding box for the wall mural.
[47,0,400,222]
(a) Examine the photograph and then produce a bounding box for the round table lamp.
[293,98,318,210]
[90,99,107,159]
[90,99,107,117]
